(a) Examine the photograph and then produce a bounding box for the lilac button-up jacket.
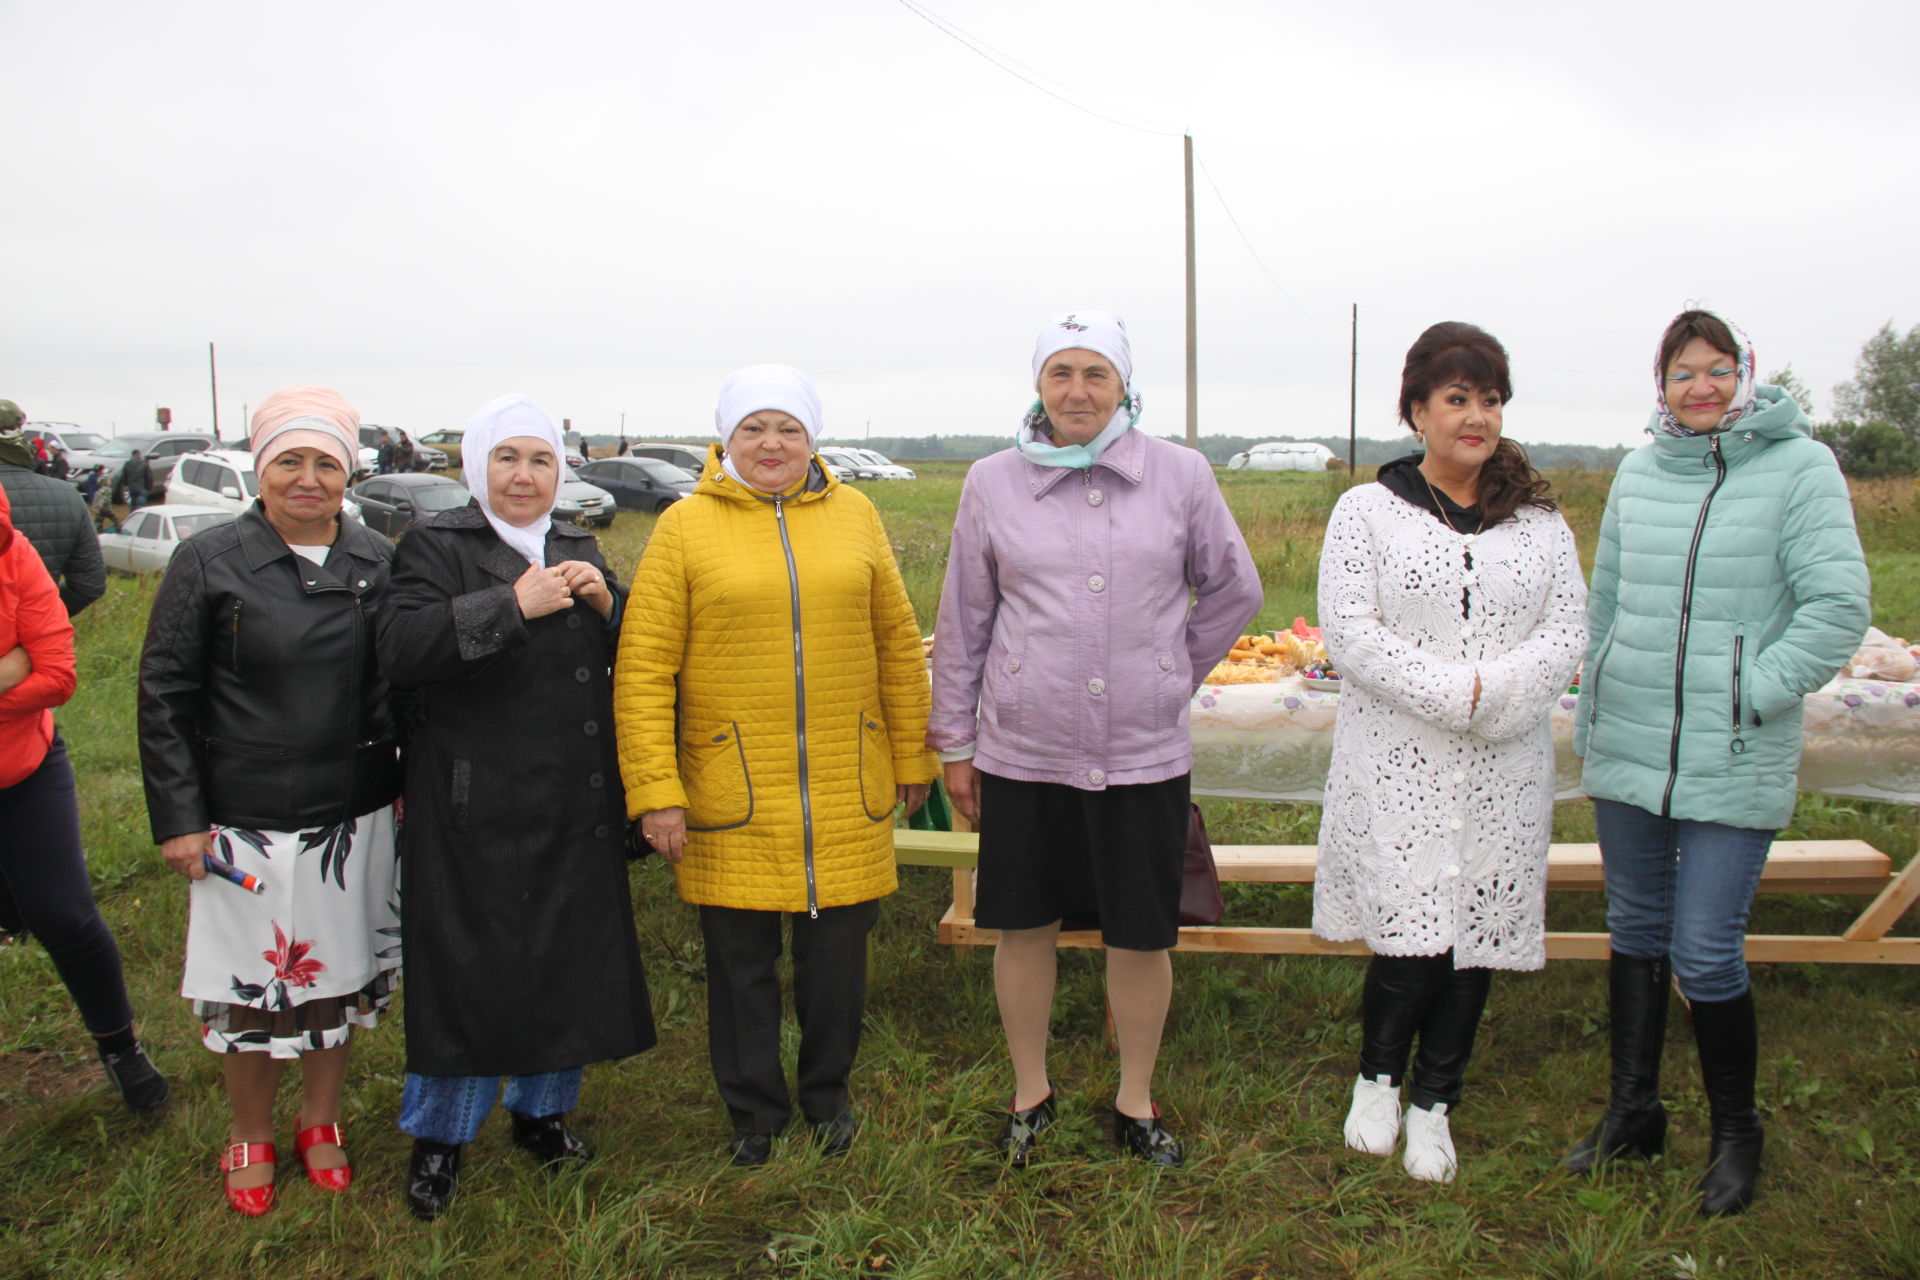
[927,428,1262,790]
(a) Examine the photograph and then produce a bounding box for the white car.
[847,448,915,480]
[168,449,364,522]
[818,447,876,481]
[1226,441,1337,472]
[99,504,235,574]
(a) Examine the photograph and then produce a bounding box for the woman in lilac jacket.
[929,311,1262,1168]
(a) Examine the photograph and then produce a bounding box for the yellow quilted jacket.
[613,448,939,912]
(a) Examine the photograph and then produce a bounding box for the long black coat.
[377,505,654,1077]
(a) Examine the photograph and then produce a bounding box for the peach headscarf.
[249,386,360,475]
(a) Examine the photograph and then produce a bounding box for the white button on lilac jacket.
[927,428,1262,789]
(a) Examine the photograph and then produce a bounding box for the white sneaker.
[1402,1102,1457,1182]
[1343,1074,1401,1155]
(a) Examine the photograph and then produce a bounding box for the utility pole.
[208,342,219,438]
[1184,134,1198,450]
[1347,305,1358,477]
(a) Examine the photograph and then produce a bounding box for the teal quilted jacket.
[1574,387,1869,830]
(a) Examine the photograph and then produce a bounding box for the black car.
[351,473,473,538]
[575,456,697,513]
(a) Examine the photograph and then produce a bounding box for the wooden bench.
[894,831,1920,964]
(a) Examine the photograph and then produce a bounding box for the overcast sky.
[4,0,1916,447]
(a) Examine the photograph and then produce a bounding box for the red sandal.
[220,1141,277,1216]
[295,1116,353,1192]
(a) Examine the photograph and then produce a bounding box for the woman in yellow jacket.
[615,365,937,1167]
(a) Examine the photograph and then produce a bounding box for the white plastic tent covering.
[1238,442,1335,472]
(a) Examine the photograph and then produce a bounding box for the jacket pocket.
[682,721,753,832]
[450,757,472,830]
[1730,626,1750,753]
[202,736,290,822]
[227,598,244,675]
[1585,627,1618,730]
[982,651,1024,735]
[858,711,896,822]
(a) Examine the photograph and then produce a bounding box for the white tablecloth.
[1189,675,1920,807]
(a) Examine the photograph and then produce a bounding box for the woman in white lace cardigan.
[1313,322,1587,1183]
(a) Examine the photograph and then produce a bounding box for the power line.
[890,0,1184,138]
[1195,155,1342,347]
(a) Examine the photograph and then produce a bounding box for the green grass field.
[2,466,1917,1279]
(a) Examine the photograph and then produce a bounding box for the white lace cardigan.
[1311,484,1588,971]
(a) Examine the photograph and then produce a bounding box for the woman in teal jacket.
[1566,310,1869,1216]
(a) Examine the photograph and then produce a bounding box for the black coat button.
[583,720,599,736]
[588,772,604,789]
[574,667,590,683]
[566,614,582,630]
[593,823,610,839]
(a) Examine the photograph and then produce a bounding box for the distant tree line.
[586,324,1920,479]
[1795,320,1920,478]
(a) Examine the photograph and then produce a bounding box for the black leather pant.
[1357,950,1492,1111]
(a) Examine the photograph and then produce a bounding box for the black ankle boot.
[1565,953,1671,1174]
[1692,989,1763,1217]
[406,1139,464,1220]
[996,1090,1057,1170]
[98,1041,171,1116]
[509,1111,594,1169]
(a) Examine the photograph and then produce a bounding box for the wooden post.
[1347,305,1357,476]
[1184,133,1198,450]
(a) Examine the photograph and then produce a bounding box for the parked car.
[73,432,217,496]
[357,425,448,474]
[627,442,711,476]
[415,426,468,467]
[575,456,697,513]
[351,473,473,538]
[98,504,235,574]
[1226,441,1337,471]
[817,447,877,481]
[555,467,616,528]
[26,423,105,465]
[846,448,915,480]
[168,448,365,523]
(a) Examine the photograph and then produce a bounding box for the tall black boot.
[1691,989,1763,1217]
[1564,952,1671,1173]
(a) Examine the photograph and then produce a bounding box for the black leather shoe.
[509,1112,593,1169]
[406,1139,464,1221]
[996,1092,1057,1170]
[728,1132,774,1167]
[812,1111,858,1158]
[1113,1106,1183,1168]
[1692,991,1763,1217]
[99,1042,170,1115]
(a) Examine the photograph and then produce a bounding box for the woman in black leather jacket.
[138,387,402,1217]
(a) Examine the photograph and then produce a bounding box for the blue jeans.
[398,1069,582,1145]
[1592,798,1775,1002]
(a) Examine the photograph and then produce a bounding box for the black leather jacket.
[138,503,402,841]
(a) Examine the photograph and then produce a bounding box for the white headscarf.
[1019,309,1141,469]
[462,393,565,568]
[714,365,822,490]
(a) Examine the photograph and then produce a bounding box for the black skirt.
[973,771,1189,951]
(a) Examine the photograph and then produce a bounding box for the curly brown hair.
[1397,320,1555,528]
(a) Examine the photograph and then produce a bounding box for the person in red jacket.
[0,484,169,1113]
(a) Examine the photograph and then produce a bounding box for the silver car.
[98,504,235,574]
[556,467,617,528]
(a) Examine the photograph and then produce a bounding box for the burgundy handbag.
[1177,802,1224,927]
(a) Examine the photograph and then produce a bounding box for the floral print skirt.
[182,805,401,1057]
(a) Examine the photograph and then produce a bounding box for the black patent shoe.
[406,1139,464,1221]
[1563,1103,1668,1174]
[509,1112,593,1169]
[812,1111,858,1158]
[728,1132,774,1167]
[996,1092,1057,1170]
[99,1042,170,1115]
[1112,1105,1183,1168]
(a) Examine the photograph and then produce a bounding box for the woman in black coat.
[377,394,654,1221]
